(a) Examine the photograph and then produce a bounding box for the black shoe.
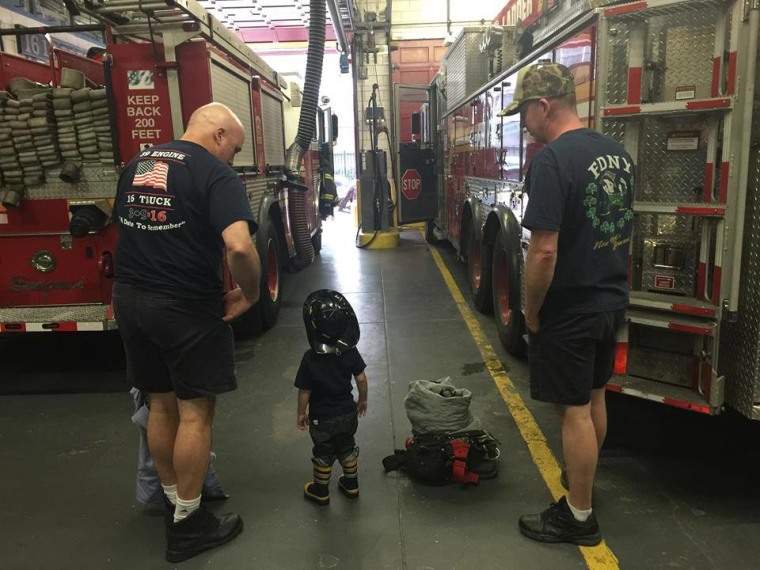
[166,507,244,563]
[162,495,174,535]
[560,468,569,491]
[518,496,601,546]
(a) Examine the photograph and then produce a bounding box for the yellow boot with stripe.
[304,462,332,505]
[338,458,359,498]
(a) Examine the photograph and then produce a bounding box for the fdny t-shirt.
[522,129,634,316]
[294,348,367,420]
[113,141,256,298]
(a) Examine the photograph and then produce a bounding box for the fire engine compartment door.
[209,59,256,168]
[393,84,437,225]
[260,87,286,168]
[1,233,112,307]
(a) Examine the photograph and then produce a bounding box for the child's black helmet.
[303,289,360,354]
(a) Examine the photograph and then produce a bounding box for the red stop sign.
[401,169,422,201]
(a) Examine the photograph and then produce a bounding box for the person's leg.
[518,314,602,546]
[174,396,215,503]
[590,387,607,455]
[336,412,360,497]
[147,392,180,487]
[304,417,336,504]
[560,402,598,511]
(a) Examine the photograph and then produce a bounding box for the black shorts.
[528,309,625,406]
[309,410,359,465]
[112,282,237,400]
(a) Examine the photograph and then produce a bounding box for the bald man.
[112,103,260,562]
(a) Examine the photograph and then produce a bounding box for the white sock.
[174,495,201,523]
[162,483,177,506]
[567,499,592,522]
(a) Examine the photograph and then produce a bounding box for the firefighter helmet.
[303,289,360,354]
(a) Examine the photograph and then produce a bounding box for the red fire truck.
[0,0,328,335]
[408,0,760,419]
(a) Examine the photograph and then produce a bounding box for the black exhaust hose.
[285,0,326,269]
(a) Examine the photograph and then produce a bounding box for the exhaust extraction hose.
[284,0,326,269]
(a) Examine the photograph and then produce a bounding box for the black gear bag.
[382,431,499,486]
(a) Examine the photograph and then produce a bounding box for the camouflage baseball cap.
[498,62,576,116]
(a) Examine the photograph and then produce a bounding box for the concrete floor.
[2,211,760,570]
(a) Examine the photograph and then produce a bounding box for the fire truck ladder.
[596,0,759,414]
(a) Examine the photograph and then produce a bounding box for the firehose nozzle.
[1,185,24,208]
[60,160,83,184]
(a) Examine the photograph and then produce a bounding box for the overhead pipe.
[326,0,349,54]
[284,0,326,269]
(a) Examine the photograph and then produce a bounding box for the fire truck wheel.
[492,228,524,357]
[256,216,283,330]
[467,221,493,313]
[424,220,440,244]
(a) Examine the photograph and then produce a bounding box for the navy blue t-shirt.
[113,140,257,298]
[522,128,634,316]
[294,348,366,420]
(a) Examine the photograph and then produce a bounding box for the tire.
[256,215,283,330]
[424,220,439,244]
[467,221,493,313]
[232,217,283,336]
[492,227,524,356]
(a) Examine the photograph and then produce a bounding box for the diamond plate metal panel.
[628,324,695,387]
[0,304,109,323]
[646,8,718,103]
[602,119,627,146]
[721,149,760,418]
[605,25,630,106]
[716,35,760,419]
[641,237,697,296]
[632,213,701,295]
[24,165,119,200]
[637,117,708,203]
[604,2,725,105]
[443,27,490,112]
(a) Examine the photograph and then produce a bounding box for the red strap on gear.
[450,439,479,484]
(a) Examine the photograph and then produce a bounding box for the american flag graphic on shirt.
[132,160,169,191]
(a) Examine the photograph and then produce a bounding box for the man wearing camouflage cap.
[502,62,634,546]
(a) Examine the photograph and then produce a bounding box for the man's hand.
[297,414,309,430]
[222,287,254,322]
[357,399,367,417]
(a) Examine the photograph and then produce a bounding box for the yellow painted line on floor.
[426,243,620,570]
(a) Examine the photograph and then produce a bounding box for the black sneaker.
[518,496,601,546]
[166,507,244,563]
[162,495,174,535]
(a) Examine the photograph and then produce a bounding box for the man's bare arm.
[221,221,261,321]
[523,229,559,333]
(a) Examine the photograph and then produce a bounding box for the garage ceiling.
[198,0,354,45]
